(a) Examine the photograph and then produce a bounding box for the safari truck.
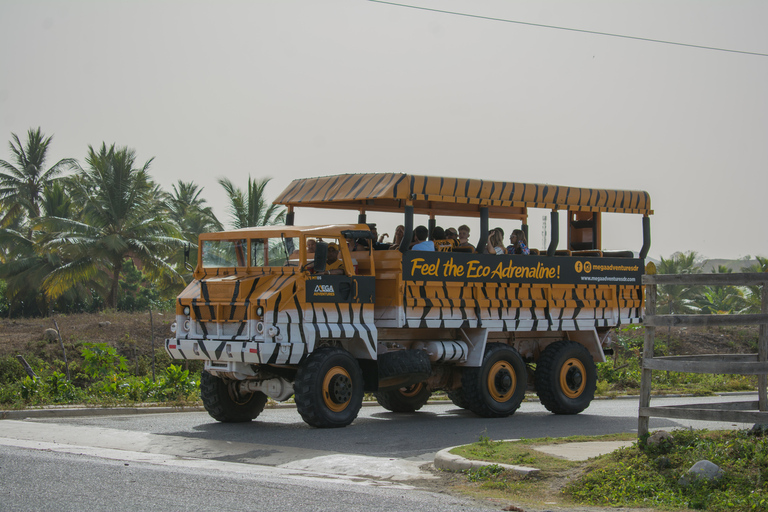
[165,173,652,428]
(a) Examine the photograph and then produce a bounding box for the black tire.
[535,340,597,415]
[294,347,364,428]
[200,371,268,423]
[377,350,432,391]
[375,382,431,412]
[446,387,471,410]
[461,343,527,418]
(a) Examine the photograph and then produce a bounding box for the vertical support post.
[638,277,656,437]
[428,217,436,240]
[759,283,767,411]
[546,210,559,256]
[358,212,367,224]
[639,216,651,259]
[399,205,414,253]
[476,207,489,254]
[285,208,294,226]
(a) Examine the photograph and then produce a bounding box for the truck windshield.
[251,237,300,267]
[201,239,247,268]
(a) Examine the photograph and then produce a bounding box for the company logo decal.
[313,284,335,296]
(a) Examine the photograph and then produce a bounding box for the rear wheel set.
[535,340,597,415]
[461,343,527,418]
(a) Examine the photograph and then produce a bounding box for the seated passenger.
[388,225,405,250]
[431,226,456,252]
[306,238,317,254]
[507,229,530,255]
[411,225,435,251]
[457,224,475,251]
[486,228,507,255]
[363,223,390,250]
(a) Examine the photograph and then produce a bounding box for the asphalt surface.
[1,392,758,475]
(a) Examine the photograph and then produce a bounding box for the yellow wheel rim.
[323,366,352,412]
[399,383,425,397]
[487,361,516,402]
[559,358,587,399]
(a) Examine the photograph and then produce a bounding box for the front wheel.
[200,371,268,423]
[461,343,527,418]
[535,340,596,415]
[375,382,431,412]
[294,347,364,428]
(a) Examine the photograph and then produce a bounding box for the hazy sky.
[2,0,766,261]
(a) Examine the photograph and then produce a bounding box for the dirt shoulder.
[0,311,175,361]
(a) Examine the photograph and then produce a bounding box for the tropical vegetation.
[0,127,284,318]
[454,429,768,512]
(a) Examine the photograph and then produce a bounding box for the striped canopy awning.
[274,173,652,218]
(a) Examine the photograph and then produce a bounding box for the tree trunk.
[109,259,123,309]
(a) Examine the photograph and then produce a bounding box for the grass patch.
[451,430,768,511]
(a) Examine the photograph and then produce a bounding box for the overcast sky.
[2,0,766,261]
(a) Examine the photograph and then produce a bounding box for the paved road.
[0,444,493,512]
[0,394,756,511]
[1,394,756,469]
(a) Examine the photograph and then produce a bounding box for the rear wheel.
[535,340,596,415]
[375,382,431,412]
[200,371,268,423]
[294,347,364,428]
[377,350,432,391]
[461,343,527,418]
[446,387,471,409]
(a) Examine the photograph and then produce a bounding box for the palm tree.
[0,180,81,316]
[218,176,285,229]
[167,180,222,236]
[0,128,77,231]
[165,180,223,276]
[656,251,703,315]
[695,286,748,315]
[38,143,186,308]
[741,256,768,314]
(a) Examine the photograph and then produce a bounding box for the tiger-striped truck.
[165,173,652,427]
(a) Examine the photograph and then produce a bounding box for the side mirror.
[184,243,193,271]
[313,241,328,273]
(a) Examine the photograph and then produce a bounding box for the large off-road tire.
[294,347,364,428]
[535,340,597,415]
[377,350,432,391]
[461,343,527,418]
[200,371,268,423]
[375,382,431,412]
[446,387,471,410]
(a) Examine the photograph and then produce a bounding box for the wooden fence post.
[52,319,70,381]
[638,277,656,437]
[150,309,156,382]
[759,284,767,412]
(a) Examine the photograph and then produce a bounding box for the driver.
[324,243,345,275]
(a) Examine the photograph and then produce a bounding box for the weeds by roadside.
[1,342,200,409]
[451,430,768,512]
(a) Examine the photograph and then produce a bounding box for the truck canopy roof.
[198,224,365,240]
[274,173,653,220]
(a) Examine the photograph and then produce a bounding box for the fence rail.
[638,272,768,437]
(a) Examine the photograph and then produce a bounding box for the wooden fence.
[638,273,768,437]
